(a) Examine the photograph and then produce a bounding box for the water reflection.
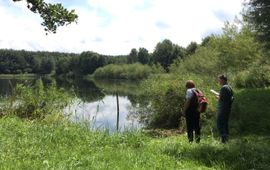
[68,95,140,131]
[0,77,146,131]
[56,78,105,103]
[0,78,35,97]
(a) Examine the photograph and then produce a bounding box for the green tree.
[79,51,106,75]
[201,35,214,47]
[152,39,185,72]
[29,55,41,73]
[39,58,55,74]
[244,0,270,44]
[138,48,149,64]
[55,57,71,75]
[127,48,138,64]
[13,0,78,34]
[186,41,198,55]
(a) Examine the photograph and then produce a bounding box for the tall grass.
[1,79,72,119]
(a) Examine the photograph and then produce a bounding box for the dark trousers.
[217,111,230,143]
[186,112,200,143]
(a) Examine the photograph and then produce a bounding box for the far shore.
[0,74,52,79]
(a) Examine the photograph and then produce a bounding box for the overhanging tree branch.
[243,0,270,44]
[13,0,78,34]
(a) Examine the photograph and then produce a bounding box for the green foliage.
[0,49,78,75]
[171,23,264,78]
[39,58,55,74]
[78,51,107,75]
[13,0,78,34]
[233,64,270,88]
[230,88,270,136]
[243,0,270,45]
[127,48,138,64]
[55,57,72,76]
[171,46,220,76]
[138,47,150,65]
[2,79,72,119]
[93,63,160,80]
[186,41,198,56]
[213,23,264,73]
[141,75,184,128]
[107,55,128,64]
[152,39,186,72]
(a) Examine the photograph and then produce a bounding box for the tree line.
[0,39,201,77]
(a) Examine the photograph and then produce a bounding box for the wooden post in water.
[116,91,119,131]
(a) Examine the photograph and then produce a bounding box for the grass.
[0,116,269,170]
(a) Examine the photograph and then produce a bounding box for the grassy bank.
[0,74,55,80]
[0,74,38,79]
[0,117,269,170]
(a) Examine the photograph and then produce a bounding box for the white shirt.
[186,88,196,100]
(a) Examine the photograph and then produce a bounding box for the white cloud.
[0,0,244,55]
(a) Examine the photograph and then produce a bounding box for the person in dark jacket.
[216,74,234,143]
[183,80,200,143]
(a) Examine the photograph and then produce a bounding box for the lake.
[0,77,147,132]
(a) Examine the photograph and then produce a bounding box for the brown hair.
[218,74,228,81]
[185,80,195,89]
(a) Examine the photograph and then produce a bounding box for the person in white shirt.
[183,80,201,143]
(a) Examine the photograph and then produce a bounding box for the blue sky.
[0,0,244,55]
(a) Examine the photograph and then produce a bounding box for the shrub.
[170,47,220,76]
[144,77,184,128]
[233,64,270,88]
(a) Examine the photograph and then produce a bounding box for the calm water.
[0,77,145,131]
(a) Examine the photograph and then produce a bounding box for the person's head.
[185,80,195,89]
[218,74,227,85]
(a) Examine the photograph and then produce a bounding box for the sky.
[0,0,244,55]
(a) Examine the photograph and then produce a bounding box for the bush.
[230,88,270,136]
[146,78,183,128]
[170,47,220,76]
[233,65,270,88]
